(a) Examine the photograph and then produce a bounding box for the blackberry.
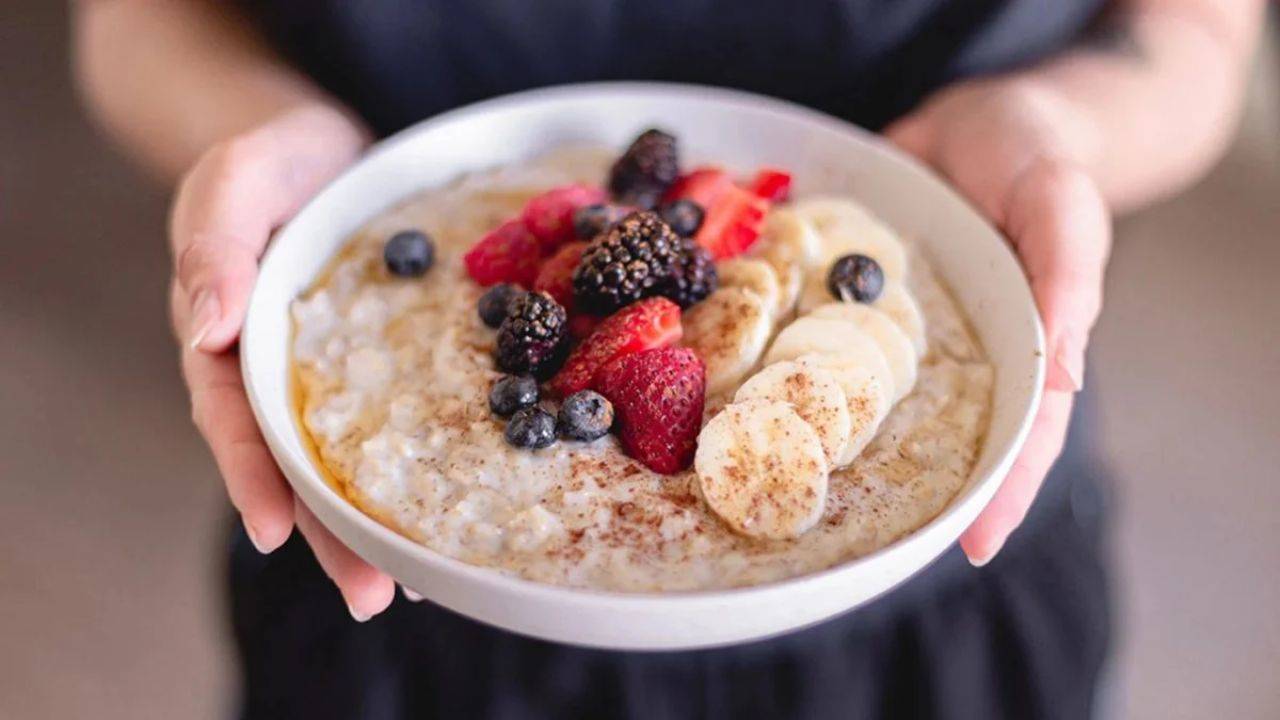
[494,291,568,378]
[608,129,679,210]
[658,200,704,238]
[557,390,614,441]
[477,283,525,328]
[383,230,435,277]
[572,204,630,240]
[504,407,557,449]
[827,254,885,303]
[660,236,718,308]
[572,211,682,315]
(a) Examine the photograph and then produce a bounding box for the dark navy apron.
[231,2,1113,717]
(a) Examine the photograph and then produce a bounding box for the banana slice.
[875,280,928,357]
[794,354,891,466]
[695,400,829,539]
[750,209,818,315]
[792,196,908,281]
[809,303,918,401]
[762,316,896,401]
[681,287,772,397]
[717,258,782,318]
[734,361,851,465]
[796,270,833,315]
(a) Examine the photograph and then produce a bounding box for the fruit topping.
[568,313,602,341]
[383,230,435,277]
[608,129,679,209]
[659,236,718,308]
[464,219,543,288]
[520,184,608,251]
[495,291,568,378]
[548,296,681,398]
[488,375,540,417]
[593,346,706,474]
[532,241,588,311]
[504,406,557,449]
[664,167,734,208]
[748,168,793,202]
[572,203,632,241]
[557,390,614,441]
[826,253,884,303]
[477,283,526,328]
[572,211,682,315]
[694,184,768,260]
[658,199,705,237]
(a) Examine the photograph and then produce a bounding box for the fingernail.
[400,585,423,602]
[347,602,372,623]
[1055,343,1084,392]
[243,520,272,554]
[188,291,220,350]
[966,538,1004,567]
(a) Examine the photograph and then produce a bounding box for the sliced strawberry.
[695,184,769,259]
[748,168,793,202]
[521,184,608,251]
[663,167,733,207]
[568,313,601,341]
[593,346,706,474]
[548,297,682,398]
[532,241,588,310]
[463,219,543,287]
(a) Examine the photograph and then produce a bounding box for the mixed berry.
[827,253,884,303]
[463,129,794,471]
[383,230,436,277]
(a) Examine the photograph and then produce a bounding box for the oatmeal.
[291,146,992,592]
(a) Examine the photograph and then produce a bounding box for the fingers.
[1005,158,1111,392]
[961,390,1074,565]
[882,111,938,161]
[183,346,295,552]
[294,500,396,621]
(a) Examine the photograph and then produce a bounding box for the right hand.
[169,103,396,620]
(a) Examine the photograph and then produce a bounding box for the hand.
[886,79,1111,565]
[169,104,396,620]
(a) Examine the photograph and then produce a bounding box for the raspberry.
[572,211,681,315]
[608,129,679,209]
[593,346,706,474]
[532,241,589,311]
[494,291,568,378]
[548,297,682,398]
[464,219,543,287]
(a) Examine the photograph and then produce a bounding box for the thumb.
[883,110,939,161]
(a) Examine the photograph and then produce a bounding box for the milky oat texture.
[290,147,994,593]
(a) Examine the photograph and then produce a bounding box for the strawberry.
[532,241,588,310]
[748,168,792,202]
[694,184,769,259]
[568,313,602,341]
[593,346,706,474]
[463,219,543,287]
[664,167,733,208]
[548,297,681,398]
[521,184,608,251]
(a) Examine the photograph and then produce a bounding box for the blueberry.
[557,390,614,441]
[826,254,884,303]
[504,406,557,449]
[478,284,526,328]
[489,375,539,417]
[383,230,435,277]
[658,199,704,237]
[572,204,630,240]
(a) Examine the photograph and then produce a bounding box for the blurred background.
[1,3,1276,719]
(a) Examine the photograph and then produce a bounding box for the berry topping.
[521,184,608,251]
[504,406,557,449]
[608,129,679,209]
[557,390,614,441]
[593,346,706,474]
[660,236,718,308]
[549,296,682,398]
[572,211,682,315]
[532,241,588,311]
[693,184,768,260]
[747,168,793,202]
[477,283,526,328]
[495,291,569,378]
[464,219,543,288]
[383,230,435,277]
[658,199,705,237]
[827,253,884,303]
[488,375,540,417]
[568,313,602,341]
[572,203,631,240]
[664,167,733,208]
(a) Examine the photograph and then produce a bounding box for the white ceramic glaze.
[241,83,1044,650]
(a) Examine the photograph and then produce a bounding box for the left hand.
[886,78,1112,565]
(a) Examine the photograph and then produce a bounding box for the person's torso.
[241,0,1105,135]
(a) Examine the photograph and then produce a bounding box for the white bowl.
[242,83,1044,650]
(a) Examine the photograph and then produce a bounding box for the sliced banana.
[762,316,896,401]
[815,224,908,282]
[681,287,772,397]
[717,258,782,318]
[794,354,891,466]
[796,270,833,315]
[750,209,818,315]
[734,361,851,466]
[695,400,829,539]
[875,280,928,357]
[809,303,917,402]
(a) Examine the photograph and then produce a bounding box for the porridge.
[291,133,992,592]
